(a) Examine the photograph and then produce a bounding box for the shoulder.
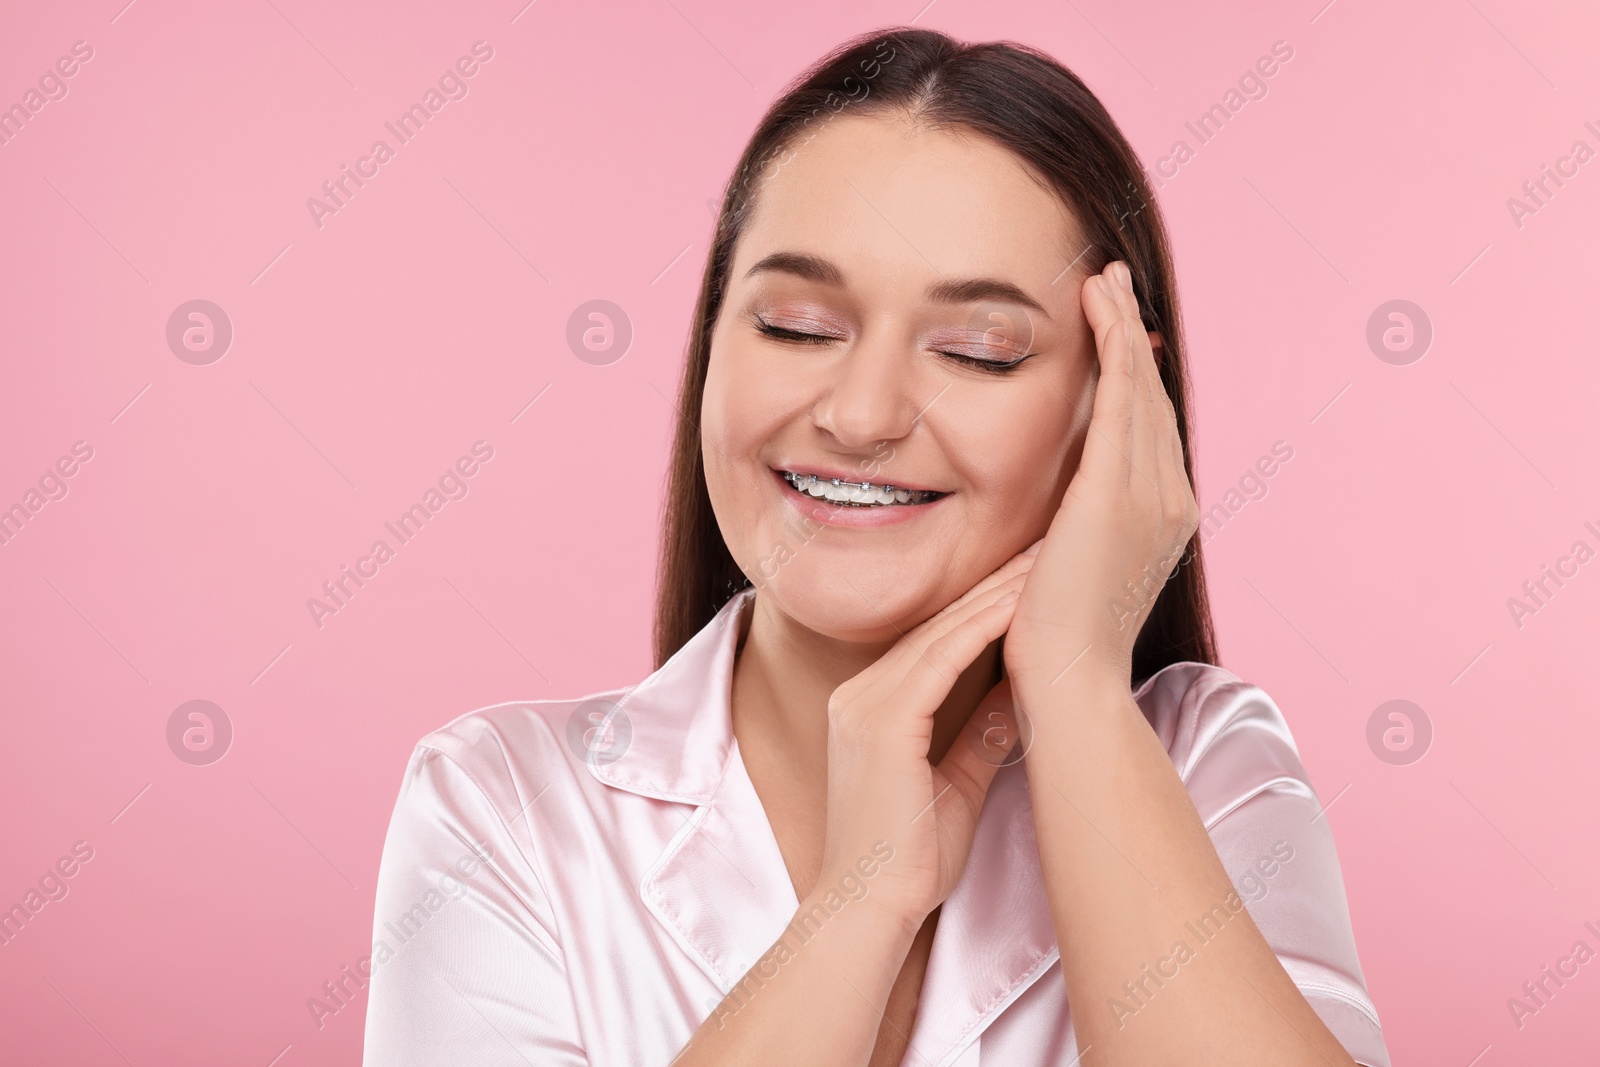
[394,688,636,822]
[1133,661,1312,828]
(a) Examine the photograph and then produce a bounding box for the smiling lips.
[778,469,947,507]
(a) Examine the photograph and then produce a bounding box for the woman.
[364,27,1388,1067]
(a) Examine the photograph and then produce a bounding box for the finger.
[1106,263,1164,487]
[1161,390,1193,533]
[1156,361,1186,482]
[1095,266,1193,565]
[892,593,1021,720]
[870,566,1031,691]
[1130,330,1191,540]
[897,549,1036,657]
[834,553,1035,719]
[934,678,1021,814]
[1116,280,1192,541]
[1082,270,1138,469]
[1119,264,1165,418]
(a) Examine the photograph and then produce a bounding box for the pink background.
[2,0,1596,1063]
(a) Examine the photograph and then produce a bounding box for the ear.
[1148,330,1167,374]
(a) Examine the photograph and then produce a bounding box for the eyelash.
[752,319,1033,374]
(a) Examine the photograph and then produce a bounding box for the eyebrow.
[744,251,1052,319]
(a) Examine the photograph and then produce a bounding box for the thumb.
[934,678,1026,817]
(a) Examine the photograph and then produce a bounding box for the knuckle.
[920,635,962,677]
[840,706,877,746]
[826,689,859,726]
[829,706,875,751]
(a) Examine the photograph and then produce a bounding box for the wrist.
[1008,642,1128,699]
[790,884,922,956]
[1012,661,1135,726]
[807,841,927,942]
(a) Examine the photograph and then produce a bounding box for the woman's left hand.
[1002,259,1199,692]
[1000,262,1359,1067]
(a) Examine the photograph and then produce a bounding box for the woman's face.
[702,112,1101,643]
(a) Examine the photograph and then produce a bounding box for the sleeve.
[362,742,588,1066]
[1167,672,1391,1067]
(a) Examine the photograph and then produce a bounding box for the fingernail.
[1024,540,1043,556]
[1114,262,1133,291]
[996,590,1020,606]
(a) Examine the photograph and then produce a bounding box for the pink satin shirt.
[363,588,1389,1066]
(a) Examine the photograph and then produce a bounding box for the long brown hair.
[653,26,1217,683]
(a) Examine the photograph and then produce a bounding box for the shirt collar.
[587,588,755,803]
[591,587,1062,1067]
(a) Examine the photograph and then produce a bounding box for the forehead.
[734,112,1084,292]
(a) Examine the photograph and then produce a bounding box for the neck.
[730,591,1005,787]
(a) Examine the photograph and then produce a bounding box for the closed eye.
[752,317,1033,374]
[937,349,1034,374]
[754,320,838,346]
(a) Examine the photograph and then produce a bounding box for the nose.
[810,334,919,450]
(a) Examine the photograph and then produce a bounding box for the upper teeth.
[781,471,941,506]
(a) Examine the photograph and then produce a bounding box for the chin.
[746,540,958,644]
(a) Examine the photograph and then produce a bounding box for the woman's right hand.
[814,547,1038,935]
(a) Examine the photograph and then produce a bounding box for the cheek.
[949,391,1082,528]
[705,343,763,440]
[699,355,749,531]
[699,340,799,560]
